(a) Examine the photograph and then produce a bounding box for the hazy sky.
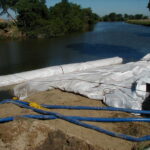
[47,0,150,16]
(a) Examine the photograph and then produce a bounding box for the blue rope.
[42,104,150,114]
[0,99,150,142]
[1,115,150,123]
[1,99,150,114]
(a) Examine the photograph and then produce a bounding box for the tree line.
[0,0,149,38]
[0,0,99,38]
[148,0,150,11]
[101,13,148,22]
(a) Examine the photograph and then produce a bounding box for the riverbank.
[0,20,95,40]
[0,20,23,40]
[0,1,99,40]
[127,19,150,26]
[0,89,150,150]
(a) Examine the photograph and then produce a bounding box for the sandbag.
[13,54,150,110]
[0,57,122,87]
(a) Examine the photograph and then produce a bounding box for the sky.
[47,0,150,16]
[1,0,150,19]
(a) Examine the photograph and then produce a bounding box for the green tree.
[148,0,150,11]
[124,14,129,21]
[102,13,148,22]
[103,15,109,21]
[16,0,49,32]
[5,0,98,38]
[108,13,117,21]
[135,14,143,19]
[62,0,68,3]
[49,2,84,33]
[116,14,123,21]
[82,8,99,24]
[49,2,99,33]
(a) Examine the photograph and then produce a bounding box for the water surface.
[0,22,150,75]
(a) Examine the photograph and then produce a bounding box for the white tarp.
[0,57,122,87]
[13,54,150,110]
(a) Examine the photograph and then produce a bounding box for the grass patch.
[127,19,150,26]
[0,21,23,40]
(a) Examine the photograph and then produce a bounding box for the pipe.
[42,104,150,114]
[1,99,150,115]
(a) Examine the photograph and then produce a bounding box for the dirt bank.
[0,19,23,40]
[0,89,150,150]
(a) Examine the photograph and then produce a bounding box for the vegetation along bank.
[0,0,149,39]
[100,13,148,22]
[0,0,99,39]
[127,19,150,26]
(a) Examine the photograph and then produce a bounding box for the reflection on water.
[0,22,150,75]
[67,43,142,61]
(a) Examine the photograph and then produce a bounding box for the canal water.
[0,22,150,75]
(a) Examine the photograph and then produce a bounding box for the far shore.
[0,17,150,40]
[127,19,150,26]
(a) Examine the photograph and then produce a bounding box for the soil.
[0,89,150,150]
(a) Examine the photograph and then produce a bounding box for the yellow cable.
[12,97,18,100]
[24,100,48,111]
[12,98,49,111]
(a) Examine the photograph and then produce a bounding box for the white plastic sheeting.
[0,57,122,87]
[13,54,150,110]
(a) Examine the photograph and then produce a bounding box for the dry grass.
[127,19,150,26]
